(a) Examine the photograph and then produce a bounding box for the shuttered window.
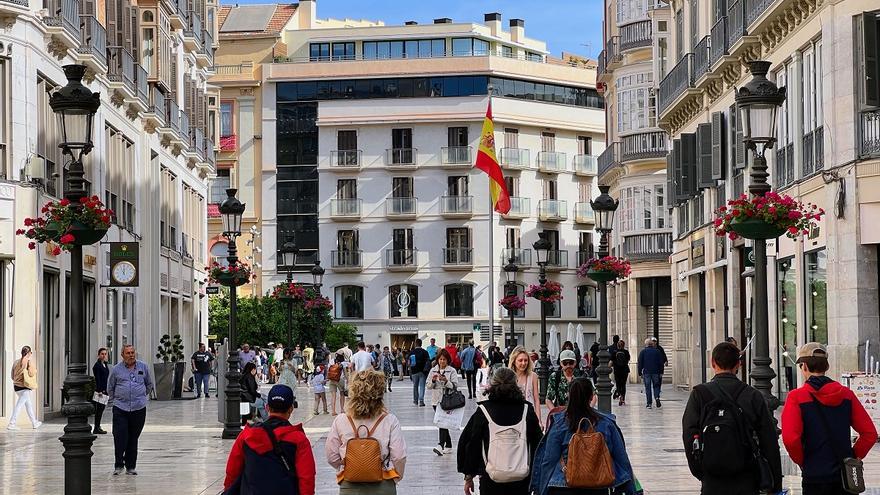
[697,123,714,188]
[679,133,698,200]
[671,139,682,204]
[864,12,880,107]
[711,112,726,180]
[731,104,746,169]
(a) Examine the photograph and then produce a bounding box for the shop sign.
[206,286,220,295]
[389,324,418,333]
[691,238,705,268]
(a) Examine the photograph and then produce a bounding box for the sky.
[224,0,606,60]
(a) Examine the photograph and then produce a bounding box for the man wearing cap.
[224,384,315,494]
[546,349,584,409]
[781,343,877,495]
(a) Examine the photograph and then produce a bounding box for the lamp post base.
[222,353,242,439]
[596,345,613,413]
[60,371,96,495]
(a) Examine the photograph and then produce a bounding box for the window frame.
[444,283,474,317]
[335,285,365,319]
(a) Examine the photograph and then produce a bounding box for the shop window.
[777,258,797,395]
[804,250,827,343]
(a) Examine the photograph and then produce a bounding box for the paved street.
[1,379,878,495]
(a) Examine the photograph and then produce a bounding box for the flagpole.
[487,87,495,347]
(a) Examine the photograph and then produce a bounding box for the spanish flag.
[474,102,511,214]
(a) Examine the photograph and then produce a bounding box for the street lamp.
[736,60,786,414]
[280,241,298,349]
[311,260,326,345]
[503,256,519,351]
[591,184,619,413]
[533,232,552,403]
[51,64,100,495]
[219,188,245,439]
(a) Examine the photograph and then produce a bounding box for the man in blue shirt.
[637,338,666,409]
[108,344,153,475]
[425,338,439,361]
[458,342,477,399]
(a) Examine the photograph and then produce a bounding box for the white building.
[259,2,606,351]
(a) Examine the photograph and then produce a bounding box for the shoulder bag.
[440,381,466,411]
[811,394,865,494]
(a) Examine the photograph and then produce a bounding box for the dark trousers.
[112,407,146,469]
[92,400,106,430]
[464,370,476,397]
[613,370,628,399]
[433,406,452,448]
[803,481,848,495]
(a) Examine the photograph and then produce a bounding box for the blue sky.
[225,0,606,59]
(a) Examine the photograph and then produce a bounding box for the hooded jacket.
[781,375,877,483]
[224,417,316,494]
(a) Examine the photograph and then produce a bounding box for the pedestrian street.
[1,381,878,495]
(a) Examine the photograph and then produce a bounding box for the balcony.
[745,0,775,28]
[212,62,255,82]
[329,150,362,169]
[693,36,711,84]
[802,126,824,177]
[537,151,567,173]
[502,197,530,219]
[179,111,191,149]
[196,29,214,68]
[385,249,418,271]
[546,250,569,271]
[575,202,595,224]
[107,46,136,98]
[169,0,188,29]
[622,232,673,261]
[501,248,532,267]
[442,248,473,270]
[619,20,652,52]
[219,135,237,152]
[499,148,530,169]
[597,50,607,80]
[204,139,216,168]
[42,0,81,49]
[620,131,668,162]
[142,86,166,129]
[386,197,417,218]
[330,250,363,271]
[860,109,880,159]
[538,199,568,222]
[658,53,694,116]
[183,11,203,51]
[192,127,206,161]
[440,146,473,166]
[605,36,621,70]
[131,64,150,111]
[727,0,746,48]
[440,195,473,217]
[164,98,181,136]
[0,0,29,17]
[573,154,597,176]
[76,15,107,70]
[598,143,620,177]
[385,148,417,168]
[330,198,362,220]
[710,16,729,69]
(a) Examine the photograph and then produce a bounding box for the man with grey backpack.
[457,367,543,494]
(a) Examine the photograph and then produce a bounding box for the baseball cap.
[560,350,577,363]
[267,384,295,410]
[796,342,828,363]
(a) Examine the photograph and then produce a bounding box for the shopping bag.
[432,404,465,430]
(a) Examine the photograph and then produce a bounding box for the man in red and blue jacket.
[781,343,877,495]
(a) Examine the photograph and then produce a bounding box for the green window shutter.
[681,133,698,199]
[711,111,726,180]
[697,123,714,188]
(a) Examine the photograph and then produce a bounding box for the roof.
[217,3,297,37]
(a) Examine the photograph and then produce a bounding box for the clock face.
[112,261,137,285]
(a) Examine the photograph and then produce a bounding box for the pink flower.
[768,207,776,214]
[28,242,36,250]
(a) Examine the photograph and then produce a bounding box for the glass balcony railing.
[386,197,417,216]
[329,150,362,168]
[386,148,417,166]
[575,202,595,224]
[501,248,532,267]
[385,249,418,269]
[331,250,362,269]
[537,151,567,173]
[538,199,568,221]
[499,148,530,169]
[443,247,473,266]
[573,154,598,175]
[330,198,362,218]
[441,146,472,165]
[440,195,473,215]
[504,197,530,218]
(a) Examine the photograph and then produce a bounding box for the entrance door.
[698,273,707,384]
[389,333,417,351]
[42,272,59,411]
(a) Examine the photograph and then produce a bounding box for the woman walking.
[429,348,460,456]
[381,347,394,392]
[508,346,541,420]
[475,356,491,402]
[326,370,407,494]
[8,346,41,430]
[239,362,259,425]
[530,378,637,495]
[457,367,543,495]
[327,353,349,415]
[279,348,298,389]
[612,340,631,406]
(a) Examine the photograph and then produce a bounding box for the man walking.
[425,338,439,361]
[273,343,285,369]
[682,342,782,495]
[459,341,477,399]
[411,339,430,406]
[351,341,374,373]
[638,338,665,409]
[191,342,214,398]
[108,345,153,475]
[239,343,256,368]
[545,350,583,409]
[335,342,352,362]
[92,347,110,434]
[782,343,877,495]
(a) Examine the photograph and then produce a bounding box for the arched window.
[389,284,418,318]
[444,284,473,317]
[335,286,364,319]
[209,242,229,267]
[142,10,154,22]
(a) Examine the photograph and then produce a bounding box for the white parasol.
[566,322,576,347]
[549,324,560,365]
[575,323,585,354]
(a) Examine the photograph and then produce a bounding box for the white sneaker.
[32,421,43,429]
[113,467,124,476]
[433,445,444,456]
[6,423,19,431]
[443,447,453,455]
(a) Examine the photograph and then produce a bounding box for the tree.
[325,323,358,352]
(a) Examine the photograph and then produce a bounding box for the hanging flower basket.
[271,282,306,300]
[577,256,632,283]
[17,196,112,253]
[714,192,825,241]
[498,295,526,311]
[525,280,563,303]
[207,261,252,287]
[305,295,333,312]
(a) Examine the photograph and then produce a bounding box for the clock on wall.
[111,260,137,285]
[108,242,140,287]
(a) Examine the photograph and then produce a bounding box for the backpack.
[562,417,616,489]
[474,350,483,367]
[614,350,629,367]
[341,413,388,483]
[327,364,342,382]
[224,418,299,495]
[694,381,753,478]
[480,404,531,483]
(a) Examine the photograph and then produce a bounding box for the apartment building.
[597,0,675,372]
[0,0,216,418]
[256,1,606,350]
[660,0,880,392]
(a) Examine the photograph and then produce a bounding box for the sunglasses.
[562,360,576,365]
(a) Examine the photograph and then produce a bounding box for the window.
[777,257,797,394]
[446,227,470,248]
[579,232,595,260]
[447,176,468,196]
[332,42,355,61]
[104,126,136,229]
[804,250,827,344]
[220,101,233,137]
[578,136,592,155]
[392,228,414,250]
[448,126,469,147]
[389,284,418,318]
[504,128,519,149]
[392,177,413,198]
[658,37,669,79]
[336,130,358,165]
[363,38,444,59]
[335,286,364,319]
[543,179,558,200]
[577,286,597,318]
[616,72,654,132]
[445,284,474,317]
[37,76,62,197]
[452,38,472,56]
[548,294,561,318]
[675,9,684,61]
[391,128,413,164]
[541,132,556,152]
[309,43,330,61]
[578,181,592,202]
[504,176,519,196]
[337,178,357,199]
[690,0,699,50]
[619,184,667,232]
[617,0,648,24]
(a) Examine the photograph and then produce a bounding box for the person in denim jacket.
[530,378,636,495]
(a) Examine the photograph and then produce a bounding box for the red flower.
[79,197,89,204]
[59,198,70,207]
[788,227,799,235]
[768,207,776,214]
[788,211,802,220]
[59,233,75,244]
[24,218,33,226]
[52,246,62,256]
[28,242,36,250]
[15,229,24,235]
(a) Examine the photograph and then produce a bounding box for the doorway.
[42,271,59,411]
[698,273,707,384]
[390,333,417,351]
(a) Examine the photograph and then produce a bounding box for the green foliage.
[156,334,185,363]
[325,323,358,352]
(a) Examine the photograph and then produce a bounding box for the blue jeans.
[643,373,661,405]
[194,372,210,396]
[412,372,427,403]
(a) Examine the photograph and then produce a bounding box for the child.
[475,354,491,402]
[311,365,328,415]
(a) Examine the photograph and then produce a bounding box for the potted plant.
[525,280,563,303]
[271,282,306,300]
[498,295,527,311]
[714,192,825,240]
[577,256,632,283]
[207,261,252,287]
[304,294,333,312]
[16,196,112,253]
[153,334,185,401]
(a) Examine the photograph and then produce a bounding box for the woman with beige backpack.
[8,346,42,430]
[326,370,407,494]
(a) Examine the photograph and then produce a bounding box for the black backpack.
[614,350,629,367]
[224,418,299,495]
[694,381,753,477]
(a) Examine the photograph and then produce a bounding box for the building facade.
[661,0,880,393]
[252,2,605,351]
[0,0,215,418]
[597,0,675,373]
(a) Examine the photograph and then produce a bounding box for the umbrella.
[549,324,560,365]
[566,323,576,347]
[575,324,585,354]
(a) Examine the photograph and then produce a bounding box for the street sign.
[206,286,220,295]
[206,334,218,340]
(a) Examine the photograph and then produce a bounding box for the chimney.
[485,12,502,36]
[405,20,418,25]
[298,0,316,29]
[433,17,452,24]
[510,18,524,43]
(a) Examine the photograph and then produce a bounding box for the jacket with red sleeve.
[224,417,316,495]
[781,376,878,483]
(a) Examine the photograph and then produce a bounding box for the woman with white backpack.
[456,367,543,495]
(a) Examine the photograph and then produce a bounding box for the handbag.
[440,382,465,411]
[810,395,866,494]
[21,361,38,390]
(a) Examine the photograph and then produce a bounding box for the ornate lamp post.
[51,64,101,495]
[219,189,245,439]
[503,256,519,350]
[280,241,298,348]
[310,260,326,344]
[736,60,786,414]
[533,232,552,403]
[591,185,619,413]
